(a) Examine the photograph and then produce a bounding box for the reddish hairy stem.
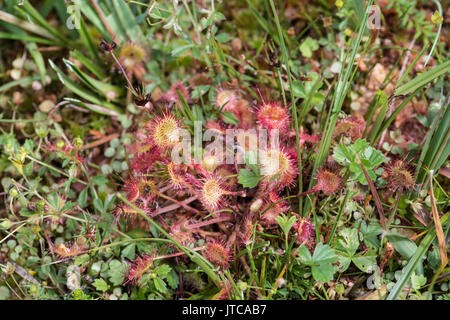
[153,195,197,216]
[157,192,201,215]
[185,214,233,229]
[154,246,204,261]
[297,186,318,197]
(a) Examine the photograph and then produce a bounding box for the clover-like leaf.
[238,168,261,188]
[93,278,109,292]
[312,263,336,282]
[312,243,338,264]
[300,37,319,58]
[332,139,385,184]
[108,260,128,286]
[276,214,297,236]
[334,228,359,256]
[352,254,377,273]
[299,243,338,282]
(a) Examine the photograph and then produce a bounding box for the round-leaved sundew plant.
[201,154,221,173]
[255,101,290,131]
[123,175,158,204]
[125,253,156,287]
[259,148,298,188]
[216,88,239,111]
[299,168,342,197]
[164,161,187,189]
[239,216,256,246]
[203,241,232,269]
[194,173,239,213]
[382,159,417,192]
[113,203,140,224]
[146,111,182,150]
[113,84,342,295]
[294,217,316,250]
[159,80,190,105]
[333,116,366,141]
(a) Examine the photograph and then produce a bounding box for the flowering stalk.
[100,40,142,99]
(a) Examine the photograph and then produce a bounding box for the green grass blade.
[63,98,121,117]
[73,0,109,40]
[25,42,46,84]
[0,21,47,84]
[112,0,144,42]
[78,16,100,61]
[246,0,271,34]
[422,102,450,167]
[371,88,420,144]
[304,0,373,215]
[63,58,124,100]
[0,10,56,40]
[16,0,69,44]
[423,0,443,67]
[363,90,386,137]
[367,99,388,144]
[0,32,62,46]
[314,0,373,168]
[49,59,123,115]
[396,46,428,87]
[102,2,127,42]
[413,101,447,186]
[70,50,106,80]
[395,60,450,96]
